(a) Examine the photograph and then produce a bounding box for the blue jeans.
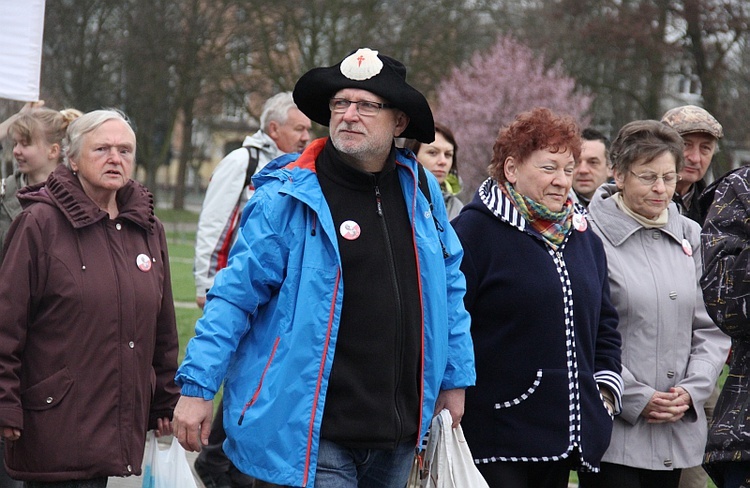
[314,438,415,488]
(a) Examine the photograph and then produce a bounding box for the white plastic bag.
[412,409,490,488]
[141,430,198,488]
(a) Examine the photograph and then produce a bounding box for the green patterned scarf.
[503,182,573,249]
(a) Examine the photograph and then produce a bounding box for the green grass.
[162,210,222,409]
[156,208,200,225]
[163,217,200,361]
[175,307,202,363]
[169,254,197,304]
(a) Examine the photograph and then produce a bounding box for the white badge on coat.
[682,238,693,257]
[136,253,152,272]
[339,220,361,241]
[573,213,588,232]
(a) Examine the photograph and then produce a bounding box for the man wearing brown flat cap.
[662,105,725,488]
[661,105,723,225]
[172,48,476,488]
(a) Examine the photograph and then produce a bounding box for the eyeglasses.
[629,171,682,186]
[329,98,393,117]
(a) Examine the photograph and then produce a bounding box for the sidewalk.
[107,436,204,488]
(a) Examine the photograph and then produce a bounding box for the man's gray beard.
[330,131,392,162]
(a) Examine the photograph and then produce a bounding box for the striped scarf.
[501,181,573,249]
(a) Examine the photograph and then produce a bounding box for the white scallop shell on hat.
[340,48,384,81]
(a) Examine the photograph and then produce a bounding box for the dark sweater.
[316,140,421,449]
[673,178,708,225]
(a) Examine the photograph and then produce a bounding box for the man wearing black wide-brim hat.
[173,48,476,488]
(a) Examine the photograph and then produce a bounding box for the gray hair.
[610,120,685,175]
[259,92,296,133]
[64,109,136,168]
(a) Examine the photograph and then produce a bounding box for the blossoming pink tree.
[434,36,593,199]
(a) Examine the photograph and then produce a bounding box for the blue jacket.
[176,138,476,487]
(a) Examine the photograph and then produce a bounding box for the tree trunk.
[173,101,195,211]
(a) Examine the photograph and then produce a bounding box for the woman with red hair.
[452,107,623,487]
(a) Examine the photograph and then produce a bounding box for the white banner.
[0,0,46,101]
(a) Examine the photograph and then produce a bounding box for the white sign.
[0,0,46,101]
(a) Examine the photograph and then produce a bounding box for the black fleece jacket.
[316,140,421,449]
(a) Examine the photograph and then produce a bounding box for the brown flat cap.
[661,105,723,139]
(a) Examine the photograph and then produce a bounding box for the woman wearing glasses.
[578,120,730,488]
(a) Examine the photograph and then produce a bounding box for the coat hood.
[18,165,156,232]
[242,129,285,156]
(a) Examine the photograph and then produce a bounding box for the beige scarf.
[612,192,668,228]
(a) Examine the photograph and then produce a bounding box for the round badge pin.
[573,213,588,232]
[339,220,361,241]
[682,238,693,257]
[136,253,152,272]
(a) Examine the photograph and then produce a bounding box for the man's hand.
[195,295,206,309]
[434,388,465,428]
[173,396,214,452]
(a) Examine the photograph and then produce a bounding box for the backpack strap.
[417,163,431,206]
[244,146,261,187]
[417,164,449,259]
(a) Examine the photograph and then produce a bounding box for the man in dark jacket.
[662,104,724,488]
[661,105,723,225]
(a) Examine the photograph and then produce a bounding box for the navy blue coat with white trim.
[452,182,622,470]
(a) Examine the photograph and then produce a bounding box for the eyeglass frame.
[329,98,393,117]
[628,170,682,186]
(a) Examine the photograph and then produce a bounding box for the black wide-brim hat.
[293,48,435,143]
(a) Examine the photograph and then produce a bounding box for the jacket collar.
[18,165,155,231]
[477,177,527,232]
[316,138,397,191]
[588,183,686,247]
[475,177,588,248]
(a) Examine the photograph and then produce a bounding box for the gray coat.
[587,184,730,470]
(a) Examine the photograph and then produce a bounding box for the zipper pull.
[374,186,383,216]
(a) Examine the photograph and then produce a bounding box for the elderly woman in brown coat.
[0,110,179,487]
